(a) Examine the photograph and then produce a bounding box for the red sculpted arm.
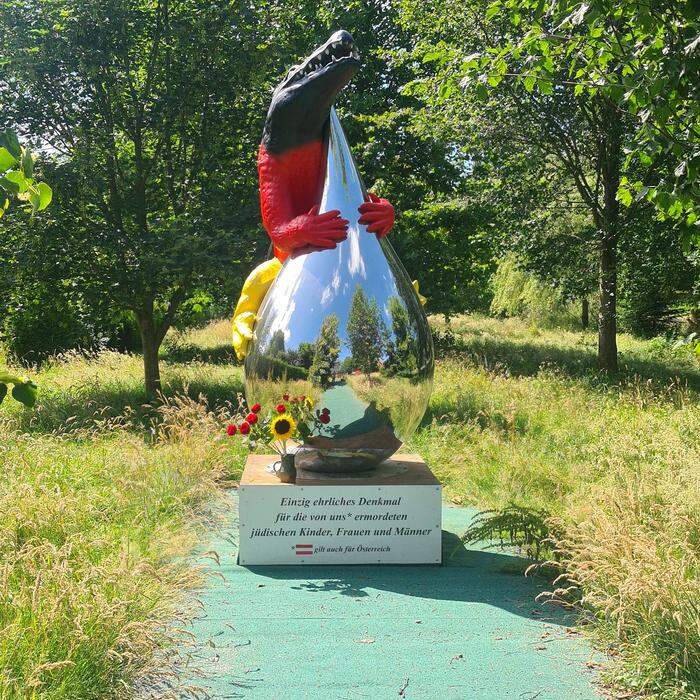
[258,147,348,260]
[358,192,394,239]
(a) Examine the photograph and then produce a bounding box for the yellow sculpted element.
[232,258,426,360]
[231,258,282,361]
[412,280,427,307]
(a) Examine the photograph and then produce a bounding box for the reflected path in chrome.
[245,109,433,472]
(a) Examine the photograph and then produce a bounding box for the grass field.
[1,316,698,698]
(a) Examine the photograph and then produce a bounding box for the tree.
[384,296,418,377]
[0,0,275,396]
[397,0,698,370]
[487,0,700,245]
[346,286,383,379]
[308,314,340,389]
[287,342,315,371]
[268,331,286,358]
[515,204,598,329]
[0,130,51,407]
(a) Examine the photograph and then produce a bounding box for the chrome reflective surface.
[245,108,434,472]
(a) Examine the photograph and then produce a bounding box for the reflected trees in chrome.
[245,109,433,472]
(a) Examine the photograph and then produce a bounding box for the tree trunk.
[596,99,622,372]
[597,237,618,371]
[142,335,161,399]
[581,298,589,329]
[135,303,162,399]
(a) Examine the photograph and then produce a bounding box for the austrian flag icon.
[295,544,314,556]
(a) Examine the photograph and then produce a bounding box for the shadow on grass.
[422,390,533,437]
[443,334,700,394]
[245,530,567,626]
[7,373,246,436]
[160,343,239,365]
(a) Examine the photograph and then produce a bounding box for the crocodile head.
[262,30,361,154]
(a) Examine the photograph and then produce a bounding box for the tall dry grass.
[555,457,700,698]
[2,316,699,697]
[0,350,247,698]
[411,315,700,698]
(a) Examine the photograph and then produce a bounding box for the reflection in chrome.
[245,109,434,472]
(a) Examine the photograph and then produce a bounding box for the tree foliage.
[308,314,341,388]
[479,0,700,247]
[397,0,699,369]
[346,286,383,378]
[0,130,50,407]
[0,130,52,218]
[0,0,277,395]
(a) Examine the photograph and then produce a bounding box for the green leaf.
[0,383,6,405]
[0,130,21,159]
[537,79,553,95]
[35,182,52,211]
[422,50,444,63]
[485,1,502,21]
[616,186,633,207]
[0,147,16,171]
[475,82,489,100]
[524,75,536,92]
[4,170,29,193]
[11,380,37,407]
[439,80,456,99]
[21,148,33,178]
[28,185,41,213]
[0,175,21,195]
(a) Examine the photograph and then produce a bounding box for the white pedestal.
[238,454,442,565]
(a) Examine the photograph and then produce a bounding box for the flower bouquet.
[225,394,332,482]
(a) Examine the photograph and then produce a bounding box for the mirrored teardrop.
[245,108,434,472]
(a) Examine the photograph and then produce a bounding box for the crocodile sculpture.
[258,29,394,261]
[232,30,397,360]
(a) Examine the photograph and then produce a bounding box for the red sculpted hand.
[358,192,394,239]
[279,205,349,256]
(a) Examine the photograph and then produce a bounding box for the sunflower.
[304,396,314,409]
[270,413,296,440]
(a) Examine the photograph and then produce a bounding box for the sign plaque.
[238,454,442,565]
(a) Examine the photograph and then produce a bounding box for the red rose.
[251,403,261,413]
[246,412,258,424]
[322,407,330,415]
[239,421,251,435]
[319,413,330,424]
[276,404,286,413]
[282,394,290,401]
[226,424,237,436]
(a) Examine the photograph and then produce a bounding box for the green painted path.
[177,492,602,699]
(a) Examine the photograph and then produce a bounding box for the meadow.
[1,316,698,698]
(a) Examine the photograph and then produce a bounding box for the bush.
[2,284,98,364]
[490,254,586,329]
[0,282,140,365]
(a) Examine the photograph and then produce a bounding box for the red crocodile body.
[258,139,394,263]
[258,30,394,262]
